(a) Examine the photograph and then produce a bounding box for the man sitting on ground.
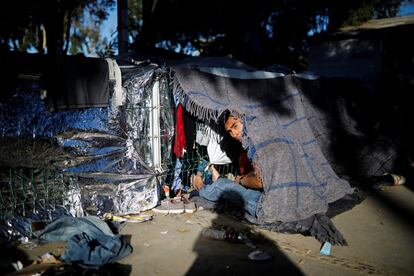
[192,113,263,217]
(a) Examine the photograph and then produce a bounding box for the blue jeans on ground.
[198,177,262,216]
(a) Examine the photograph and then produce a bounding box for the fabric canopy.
[172,65,353,223]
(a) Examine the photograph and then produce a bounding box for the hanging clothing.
[182,107,196,151]
[195,127,210,146]
[195,124,231,165]
[239,151,254,175]
[106,58,124,107]
[207,134,231,165]
[171,159,183,192]
[173,103,186,158]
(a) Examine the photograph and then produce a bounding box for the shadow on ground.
[371,187,414,230]
[185,191,303,275]
[186,212,303,276]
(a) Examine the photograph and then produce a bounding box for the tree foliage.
[0,0,115,56]
[130,0,402,70]
[0,0,403,68]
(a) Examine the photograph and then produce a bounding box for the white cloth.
[195,124,231,165]
[106,58,124,107]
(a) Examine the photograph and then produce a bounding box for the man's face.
[225,116,243,142]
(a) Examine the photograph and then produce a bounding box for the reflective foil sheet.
[0,63,173,240]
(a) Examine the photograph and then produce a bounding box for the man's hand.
[235,172,262,190]
[235,175,244,185]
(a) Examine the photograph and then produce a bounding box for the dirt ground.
[9,184,414,276]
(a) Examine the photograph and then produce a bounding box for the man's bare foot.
[209,165,220,182]
[191,172,204,190]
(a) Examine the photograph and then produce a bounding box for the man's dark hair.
[219,110,243,165]
[222,110,232,125]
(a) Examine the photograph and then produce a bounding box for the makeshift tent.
[168,56,409,244]
[0,54,407,244]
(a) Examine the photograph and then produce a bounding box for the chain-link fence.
[0,168,76,218]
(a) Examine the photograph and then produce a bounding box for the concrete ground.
[9,184,414,276]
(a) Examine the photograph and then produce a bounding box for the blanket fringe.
[171,73,224,123]
[171,70,263,177]
[170,69,245,125]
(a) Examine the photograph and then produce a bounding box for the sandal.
[152,198,185,214]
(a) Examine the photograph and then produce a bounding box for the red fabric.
[239,151,253,175]
[173,104,186,158]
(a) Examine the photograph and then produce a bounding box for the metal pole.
[151,80,161,171]
[117,0,128,57]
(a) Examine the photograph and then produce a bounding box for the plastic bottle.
[163,185,170,199]
[201,227,244,243]
[201,228,226,241]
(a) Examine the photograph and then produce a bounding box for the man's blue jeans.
[198,177,261,216]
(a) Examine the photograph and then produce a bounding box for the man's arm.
[235,171,263,189]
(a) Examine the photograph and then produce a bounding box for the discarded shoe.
[371,173,406,190]
[386,173,406,186]
[152,198,185,214]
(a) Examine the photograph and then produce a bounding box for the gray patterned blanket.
[172,66,353,223]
